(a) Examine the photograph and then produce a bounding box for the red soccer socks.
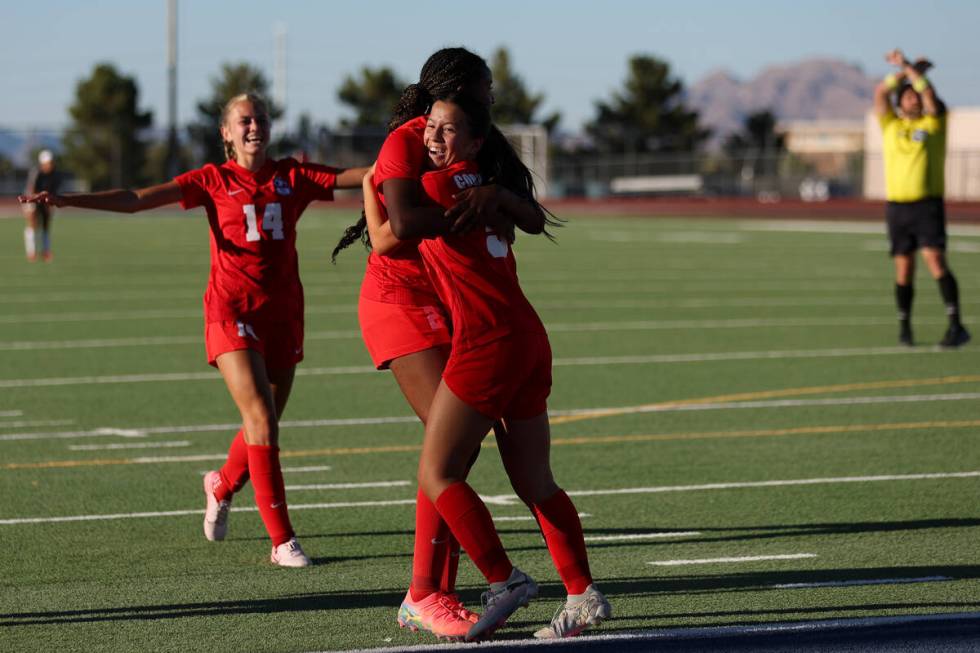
[533,489,593,595]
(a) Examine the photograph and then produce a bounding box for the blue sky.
[2,0,977,132]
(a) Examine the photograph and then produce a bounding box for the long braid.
[332,48,491,262]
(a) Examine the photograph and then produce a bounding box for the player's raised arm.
[18,181,183,213]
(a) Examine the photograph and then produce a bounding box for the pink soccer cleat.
[397,591,475,640]
[202,470,231,541]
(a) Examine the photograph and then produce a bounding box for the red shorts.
[358,295,451,369]
[443,332,552,420]
[204,319,304,369]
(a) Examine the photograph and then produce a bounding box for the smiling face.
[220,99,271,163]
[423,100,484,169]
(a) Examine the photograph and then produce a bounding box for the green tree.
[337,67,407,128]
[489,47,560,132]
[723,110,785,155]
[61,63,152,190]
[586,55,708,154]
[724,110,786,181]
[188,63,282,165]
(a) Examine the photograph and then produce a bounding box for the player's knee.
[242,414,278,446]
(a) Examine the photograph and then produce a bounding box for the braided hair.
[331,48,492,262]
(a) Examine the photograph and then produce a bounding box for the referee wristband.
[912,77,930,93]
[884,73,899,90]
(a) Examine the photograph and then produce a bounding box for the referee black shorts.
[886,197,946,256]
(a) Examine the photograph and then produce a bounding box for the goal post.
[499,124,550,199]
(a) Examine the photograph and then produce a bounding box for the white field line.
[624,392,980,413]
[281,465,333,473]
[0,344,961,390]
[649,553,817,566]
[1,472,977,526]
[0,330,361,352]
[771,576,952,589]
[0,304,355,325]
[584,531,701,542]
[0,410,24,417]
[561,471,980,500]
[738,219,980,236]
[0,415,418,442]
[493,512,590,523]
[284,481,410,491]
[0,419,74,429]
[329,611,980,653]
[5,389,980,444]
[1,315,944,353]
[67,441,191,451]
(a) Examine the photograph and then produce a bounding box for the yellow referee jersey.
[879,111,946,202]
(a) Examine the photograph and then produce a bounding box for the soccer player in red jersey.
[333,48,550,638]
[19,93,368,567]
[364,93,612,641]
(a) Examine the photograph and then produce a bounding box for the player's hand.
[18,191,63,207]
[885,49,907,68]
[447,185,502,233]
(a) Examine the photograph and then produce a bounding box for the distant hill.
[0,129,61,167]
[686,58,877,147]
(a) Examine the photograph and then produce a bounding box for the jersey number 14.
[243,203,284,241]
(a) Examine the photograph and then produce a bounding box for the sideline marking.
[0,419,74,429]
[281,465,333,473]
[284,481,410,491]
[771,576,952,589]
[550,374,980,424]
[2,347,972,390]
[649,553,817,566]
[0,410,24,417]
[584,531,701,542]
[68,441,191,451]
[7,421,980,470]
[3,471,974,526]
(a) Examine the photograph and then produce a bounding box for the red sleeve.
[295,161,338,202]
[420,161,482,209]
[174,166,215,210]
[374,116,427,190]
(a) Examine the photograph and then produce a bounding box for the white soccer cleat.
[533,584,612,639]
[466,567,538,641]
[270,537,312,568]
[202,470,231,542]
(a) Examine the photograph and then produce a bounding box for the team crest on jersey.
[453,172,483,190]
[911,129,928,143]
[273,177,292,196]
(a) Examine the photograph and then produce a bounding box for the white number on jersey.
[243,203,284,242]
[485,226,509,258]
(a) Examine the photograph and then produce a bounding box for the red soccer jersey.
[175,157,337,323]
[417,161,546,352]
[361,116,435,305]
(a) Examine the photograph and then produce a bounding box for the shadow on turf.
[4,565,980,629]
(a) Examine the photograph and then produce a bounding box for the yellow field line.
[549,375,980,425]
[6,418,980,471]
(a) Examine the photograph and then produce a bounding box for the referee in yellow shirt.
[874,49,969,348]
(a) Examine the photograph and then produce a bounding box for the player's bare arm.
[334,166,371,189]
[19,180,183,213]
[382,177,452,240]
[362,170,401,256]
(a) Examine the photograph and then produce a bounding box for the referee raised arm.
[873,49,968,348]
